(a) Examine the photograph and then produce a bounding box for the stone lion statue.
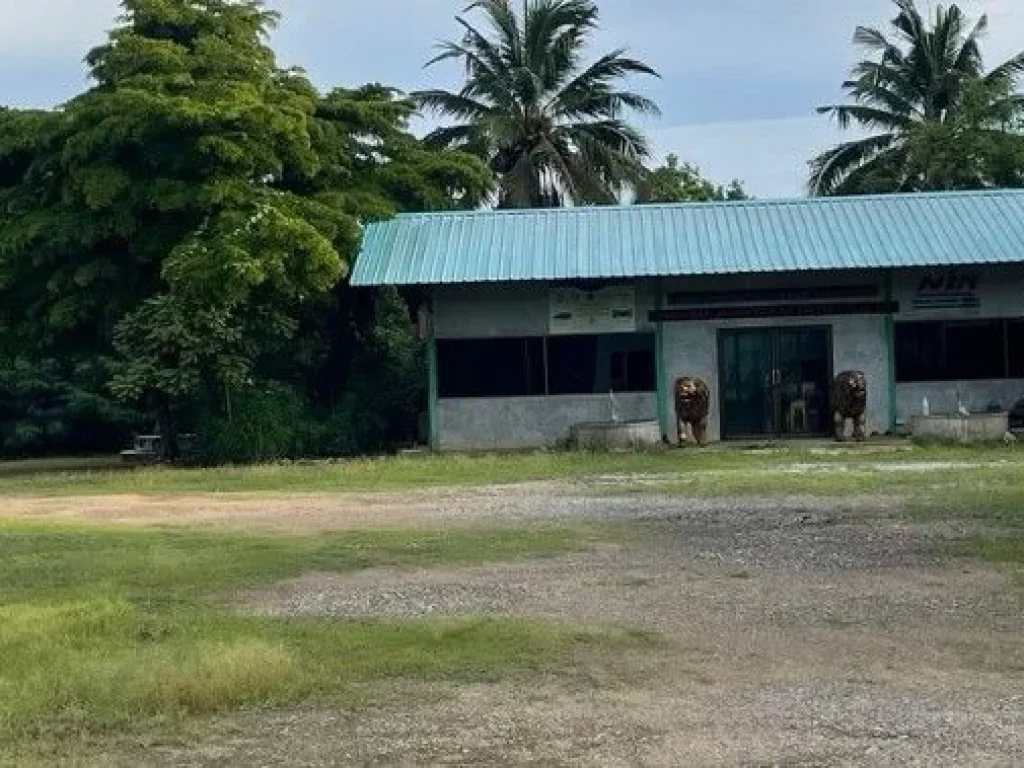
[831,370,868,442]
[674,376,710,446]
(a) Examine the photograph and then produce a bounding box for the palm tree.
[414,0,660,208]
[810,0,1024,196]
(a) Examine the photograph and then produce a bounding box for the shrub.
[195,382,320,464]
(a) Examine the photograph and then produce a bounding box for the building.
[352,189,1024,451]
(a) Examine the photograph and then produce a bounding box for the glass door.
[720,329,776,439]
[720,326,832,440]
[777,327,831,437]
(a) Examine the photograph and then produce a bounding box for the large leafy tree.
[810,0,1024,195]
[415,0,660,208]
[0,0,490,456]
[636,154,749,203]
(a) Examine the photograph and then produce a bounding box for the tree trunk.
[156,394,180,461]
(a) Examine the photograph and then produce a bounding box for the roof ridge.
[393,188,1024,219]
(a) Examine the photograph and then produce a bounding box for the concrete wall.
[433,281,656,339]
[893,266,1024,321]
[438,393,656,451]
[896,380,1024,423]
[428,267,1024,448]
[891,265,1024,424]
[661,314,891,441]
[431,282,657,450]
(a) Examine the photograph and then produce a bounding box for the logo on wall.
[549,286,637,335]
[911,270,982,313]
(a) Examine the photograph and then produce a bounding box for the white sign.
[549,286,637,335]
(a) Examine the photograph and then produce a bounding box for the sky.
[2,0,1023,197]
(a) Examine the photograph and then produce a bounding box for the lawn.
[0,441,1021,496]
[2,443,1023,760]
[0,522,637,761]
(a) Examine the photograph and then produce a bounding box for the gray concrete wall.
[891,265,1024,423]
[438,393,656,451]
[896,380,1024,423]
[662,314,891,441]
[432,282,655,339]
[893,266,1024,320]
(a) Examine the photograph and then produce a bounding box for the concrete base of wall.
[438,392,657,451]
[910,412,1009,443]
[570,420,661,451]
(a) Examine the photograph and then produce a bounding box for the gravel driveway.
[146,490,1021,766]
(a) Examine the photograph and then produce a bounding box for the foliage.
[194,381,320,464]
[810,0,1024,195]
[635,154,749,203]
[0,358,139,457]
[321,289,426,456]
[415,0,660,207]
[0,0,491,460]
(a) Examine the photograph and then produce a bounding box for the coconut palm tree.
[810,0,1024,196]
[414,0,660,208]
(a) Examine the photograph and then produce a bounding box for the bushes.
[194,383,321,464]
[0,358,141,459]
[320,289,425,456]
[194,291,425,464]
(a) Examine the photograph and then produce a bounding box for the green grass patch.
[1,442,1021,497]
[0,521,635,760]
[953,535,1024,564]
[0,523,615,604]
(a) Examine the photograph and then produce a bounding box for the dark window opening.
[437,338,545,398]
[895,319,1007,382]
[1008,320,1024,379]
[437,334,655,399]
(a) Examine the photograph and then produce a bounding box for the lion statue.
[831,370,868,442]
[674,376,711,446]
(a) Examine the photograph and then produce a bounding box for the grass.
[0,441,1020,497]
[0,521,637,760]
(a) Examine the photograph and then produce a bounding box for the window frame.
[435,332,657,400]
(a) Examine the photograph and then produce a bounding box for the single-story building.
[352,189,1024,451]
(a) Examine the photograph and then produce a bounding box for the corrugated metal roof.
[350,189,1024,286]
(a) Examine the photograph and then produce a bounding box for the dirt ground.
[7,485,1024,766]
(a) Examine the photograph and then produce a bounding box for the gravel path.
[142,492,1024,767]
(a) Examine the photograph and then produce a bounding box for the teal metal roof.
[351,189,1024,286]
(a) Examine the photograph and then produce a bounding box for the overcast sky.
[2,0,1023,197]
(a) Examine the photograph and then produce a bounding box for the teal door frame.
[654,279,670,442]
[425,298,440,451]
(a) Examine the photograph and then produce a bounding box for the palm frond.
[465,0,523,66]
[413,89,492,122]
[551,50,660,117]
[420,123,482,151]
[832,143,911,194]
[817,104,913,131]
[523,0,597,88]
[953,13,988,75]
[808,133,900,196]
[984,50,1024,93]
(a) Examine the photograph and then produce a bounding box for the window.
[436,333,655,399]
[1009,320,1024,379]
[895,320,1006,382]
[437,338,545,398]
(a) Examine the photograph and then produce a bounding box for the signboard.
[549,286,637,335]
[910,270,982,313]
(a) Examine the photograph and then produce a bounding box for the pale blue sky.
[1,0,1021,196]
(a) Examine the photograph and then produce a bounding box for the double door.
[719,326,832,439]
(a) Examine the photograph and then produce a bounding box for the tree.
[636,154,748,203]
[0,0,491,458]
[414,0,660,208]
[809,0,1024,195]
